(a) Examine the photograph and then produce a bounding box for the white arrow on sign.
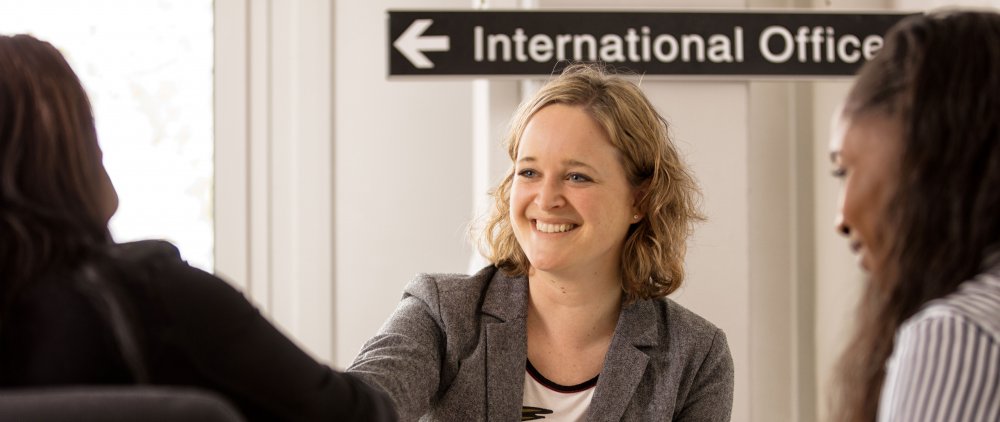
[393,19,450,69]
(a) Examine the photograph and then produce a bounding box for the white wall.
[655,80,754,421]
[333,0,477,366]
[215,0,335,359]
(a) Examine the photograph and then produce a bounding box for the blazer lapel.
[587,299,659,420]
[482,271,529,422]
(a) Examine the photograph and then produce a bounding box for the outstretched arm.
[348,283,446,422]
[143,241,397,421]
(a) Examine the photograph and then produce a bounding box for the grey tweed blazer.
[348,266,733,421]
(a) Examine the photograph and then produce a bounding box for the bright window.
[0,0,215,270]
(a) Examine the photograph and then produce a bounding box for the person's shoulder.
[403,265,500,304]
[913,268,1000,342]
[652,297,731,357]
[641,297,733,380]
[399,266,516,336]
[107,240,183,265]
[105,240,236,299]
[654,297,725,339]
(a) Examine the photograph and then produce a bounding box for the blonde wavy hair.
[478,63,704,301]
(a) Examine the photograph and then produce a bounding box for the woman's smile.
[533,220,578,234]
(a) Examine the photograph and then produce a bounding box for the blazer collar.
[478,269,661,421]
[480,268,528,322]
[588,298,660,420]
[481,269,529,421]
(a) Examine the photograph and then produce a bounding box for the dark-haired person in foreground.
[0,34,396,421]
[830,10,1000,422]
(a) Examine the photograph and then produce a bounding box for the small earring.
[633,214,640,220]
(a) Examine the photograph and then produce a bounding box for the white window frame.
[214,0,334,361]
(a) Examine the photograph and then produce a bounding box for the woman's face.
[509,104,640,278]
[830,113,904,273]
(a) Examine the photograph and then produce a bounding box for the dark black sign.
[388,10,913,78]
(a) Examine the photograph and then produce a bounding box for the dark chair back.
[0,386,247,422]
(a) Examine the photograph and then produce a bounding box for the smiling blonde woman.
[349,63,733,421]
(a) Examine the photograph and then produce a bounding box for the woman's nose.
[834,212,850,237]
[534,178,565,210]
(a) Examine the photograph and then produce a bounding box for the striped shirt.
[878,263,1000,421]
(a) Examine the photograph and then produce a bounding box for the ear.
[630,180,649,222]
[631,178,651,206]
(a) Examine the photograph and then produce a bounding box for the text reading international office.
[388,10,912,77]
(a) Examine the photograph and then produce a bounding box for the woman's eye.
[567,173,592,183]
[831,167,847,178]
[517,169,537,178]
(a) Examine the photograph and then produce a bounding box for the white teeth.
[536,221,576,233]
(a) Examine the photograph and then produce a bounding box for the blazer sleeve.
[131,241,397,422]
[675,328,735,421]
[348,277,446,422]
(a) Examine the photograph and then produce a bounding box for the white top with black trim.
[521,360,598,421]
[878,262,1000,422]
